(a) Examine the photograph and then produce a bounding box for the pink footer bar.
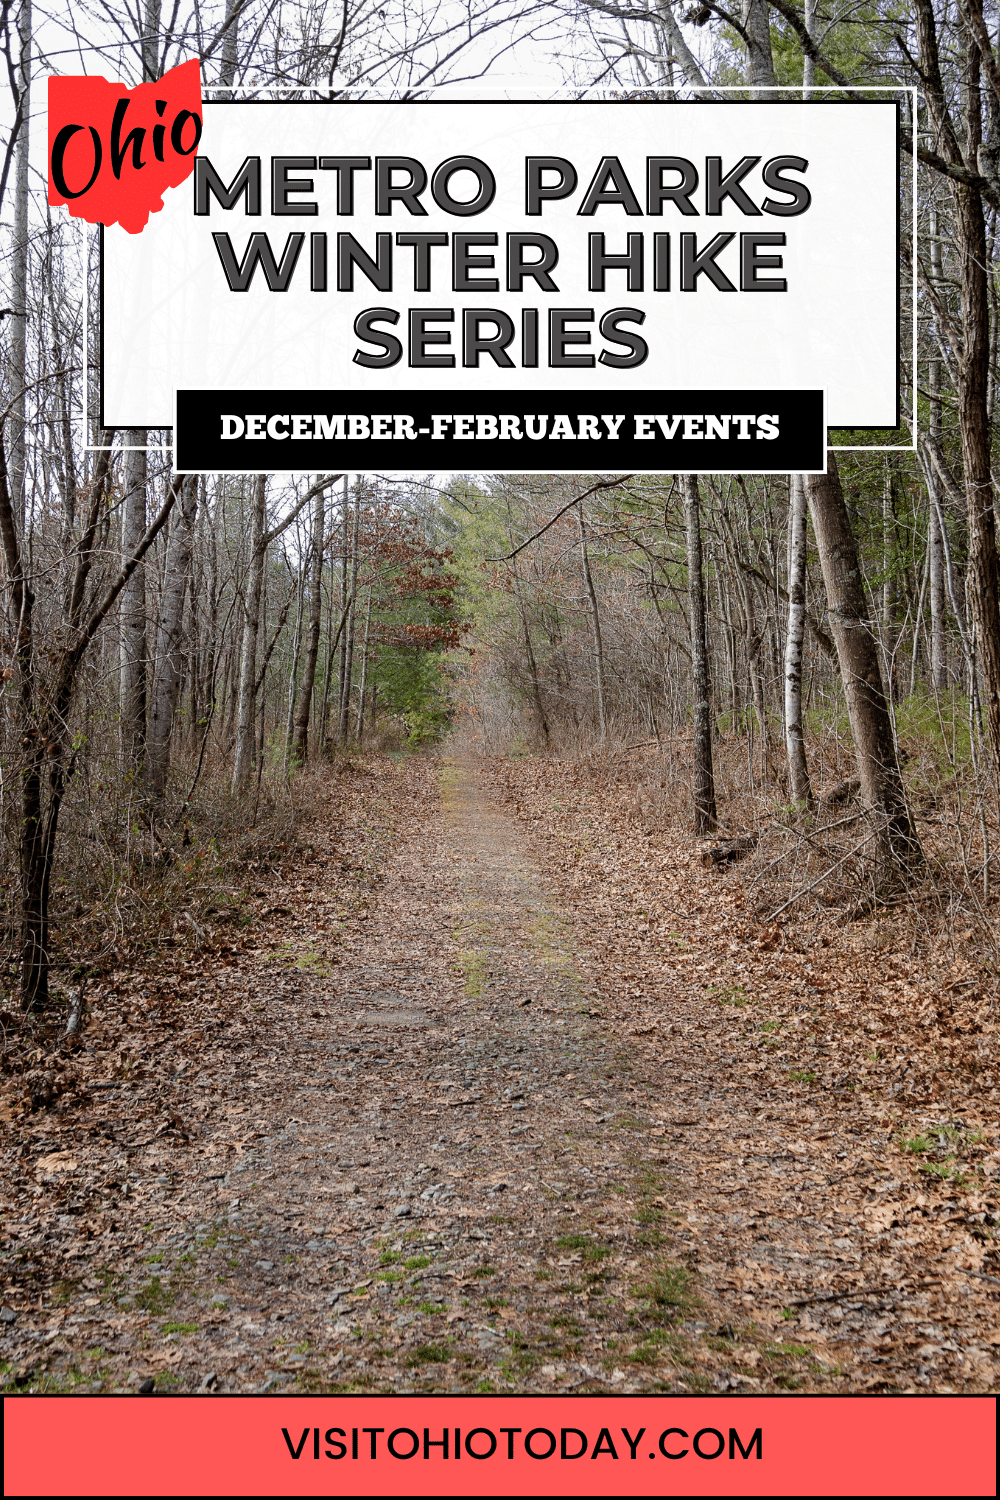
[3,1393,996,1497]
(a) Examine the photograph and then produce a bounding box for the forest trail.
[3,753,997,1395]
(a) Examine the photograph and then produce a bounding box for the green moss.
[708,983,750,1007]
[406,1344,451,1366]
[135,1278,174,1314]
[632,1266,692,1323]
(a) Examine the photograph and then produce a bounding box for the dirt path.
[3,752,997,1394]
[485,752,1000,1394]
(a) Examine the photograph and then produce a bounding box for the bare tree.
[807,454,921,880]
[233,475,267,788]
[233,473,341,786]
[0,427,177,1008]
[120,438,148,772]
[292,479,326,763]
[916,0,1000,789]
[578,499,607,742]
[7,0,30,527]
[146,476,199,800]
[683,474,716,833]
[784,474,812,808]
[925,203,949,691]
[339,490,361,741]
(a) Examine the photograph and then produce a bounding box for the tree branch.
[68,478,180,672]
[765,0,868,99]
[261,473,343,549]
[733,555,837,662]
[488,475,636,562]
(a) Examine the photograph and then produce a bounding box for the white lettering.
[314,415,346,440]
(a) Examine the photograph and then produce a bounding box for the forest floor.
[2,747,999,1395]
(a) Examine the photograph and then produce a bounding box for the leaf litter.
[1,749,997,1395]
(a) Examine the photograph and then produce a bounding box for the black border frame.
[97,96,904,436]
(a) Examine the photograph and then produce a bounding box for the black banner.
[174,388,825,473]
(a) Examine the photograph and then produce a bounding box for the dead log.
[702,834,757,867]
[819,777,860,810]
[65,981,86,1037]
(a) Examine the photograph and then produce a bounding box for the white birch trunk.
[784,474,812,806]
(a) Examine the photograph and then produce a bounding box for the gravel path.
[184,752,711,1394]
[11,752,987,1394]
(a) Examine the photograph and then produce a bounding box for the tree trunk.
[233,474,267,786]
[506,492,550,744]
[283,554,306,770]
[120,435,147,770]
[577,502,607,741]
[784,474,813,807]
[292,480,326,762]
[146,476,198,799]
[806,453,922,878]
[683,474,717,833]
[141,0,161,79]
[355,584,372,741]
[927,492,948,695]
[337,477,350,737]
[520,594,550,745]
[954,176,1000,798]
[339,492,361,740]
[909,541,930,698]
[802,0,817,95]
[219,0,241,90]
[743,0,776,96]
[915,0,1000,795]
[927,205,948,691]
[882,464,898,702]
[9,0,31,529]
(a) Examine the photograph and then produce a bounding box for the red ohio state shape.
[48,57,202,234]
